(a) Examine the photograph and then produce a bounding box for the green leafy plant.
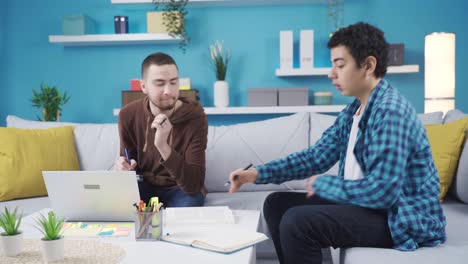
[0,207,22,236]
[153,0,190,53]
[31,83,70,122]
[209,40,231,81]
[35,211,65,241]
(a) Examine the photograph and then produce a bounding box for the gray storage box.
[62,14,96,35]
[248,88,278,106]
[278,88,309,106]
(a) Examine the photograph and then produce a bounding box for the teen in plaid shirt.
[227,22,446,264]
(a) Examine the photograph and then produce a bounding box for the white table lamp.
[424,32,456,113]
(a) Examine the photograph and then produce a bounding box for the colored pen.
[225,163,253,186]
[159,118,167,125]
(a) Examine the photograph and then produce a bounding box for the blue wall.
[0,1,7,125]
[2,0,468,126]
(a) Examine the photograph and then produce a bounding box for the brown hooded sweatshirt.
[118,96,208,195]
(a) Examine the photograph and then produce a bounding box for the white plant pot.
[0,232,23,257]
[41,237,65,262]
[214,81,229,107]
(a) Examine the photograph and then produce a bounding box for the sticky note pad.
[98,228,115,236]
[113,227,131,237]
[63,227,102,237]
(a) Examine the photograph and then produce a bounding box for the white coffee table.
[21,209,260,264]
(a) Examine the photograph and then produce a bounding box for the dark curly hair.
[327,22,389,78]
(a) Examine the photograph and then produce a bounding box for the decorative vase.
[147,11,183,34]
[41,108,61,122]
[42,108,47,122]
[40,237,64,262]
[0,232,23,257]
[214,81,229,107]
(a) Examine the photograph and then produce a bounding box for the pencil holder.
[134,209,163,241]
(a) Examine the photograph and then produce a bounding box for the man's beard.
[150,97,177,111]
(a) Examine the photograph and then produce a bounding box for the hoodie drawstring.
[143,115,151,152]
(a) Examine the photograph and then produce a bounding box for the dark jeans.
[263,192,394,264]
[138,180,205,207]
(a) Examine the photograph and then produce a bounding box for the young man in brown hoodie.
[115,52,208,207]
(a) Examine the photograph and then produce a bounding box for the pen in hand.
[124,148,131,165]
[225,163,253,187]
[125,148,142,181]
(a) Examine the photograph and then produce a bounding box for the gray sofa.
[2,109,468,264]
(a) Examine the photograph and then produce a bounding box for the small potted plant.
[209,40,231,107]
[152,0,190,53]
[31,82,70,122]
[35,211,66,262]
[0,207,23,257]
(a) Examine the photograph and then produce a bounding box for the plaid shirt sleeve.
[255,116,343,184]
[313,109,410,209]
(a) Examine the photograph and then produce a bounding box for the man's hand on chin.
[151,114,173,160]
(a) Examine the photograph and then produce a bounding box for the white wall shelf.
[113,105,345,116]
[48,33,181,46]
[111,0,326,7]
[275,65,420,77]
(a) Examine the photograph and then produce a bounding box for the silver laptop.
[42,171,140,222]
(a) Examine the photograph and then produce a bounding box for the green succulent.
[35,211,65,241]
[31,83,70,121]
[0,207,23,236]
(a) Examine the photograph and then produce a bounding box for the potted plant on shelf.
[151,0,190,53]
[0,207,23,257]
[35,211,66,262]
[209,40,231,107]
[31,83,70,122]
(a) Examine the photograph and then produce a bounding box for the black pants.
[263,192,394,264]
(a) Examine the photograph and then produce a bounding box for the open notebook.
[161,206,268,254]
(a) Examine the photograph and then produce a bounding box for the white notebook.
[161,207,268,254]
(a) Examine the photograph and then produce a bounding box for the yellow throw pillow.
[0,126,80,201]
[425,117,468,201]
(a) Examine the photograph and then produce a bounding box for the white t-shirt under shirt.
[344,110,364,181]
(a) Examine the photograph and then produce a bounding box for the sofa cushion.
[444,110,468,204]
[425,118,468,201]
[282,113,340,191]
[0,197,51,216]
[0,126,80,201]
[6,115,120,171]
[205,113,310,192]
[342,200,468,264]
[418,111,444,125]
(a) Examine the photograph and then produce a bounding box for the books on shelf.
[280,31,293,70]
[300,30,314,69]
[161,206,268,254]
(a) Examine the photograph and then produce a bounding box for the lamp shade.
[424,32,456,113]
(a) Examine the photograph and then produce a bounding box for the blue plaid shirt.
[256,79,446,251]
